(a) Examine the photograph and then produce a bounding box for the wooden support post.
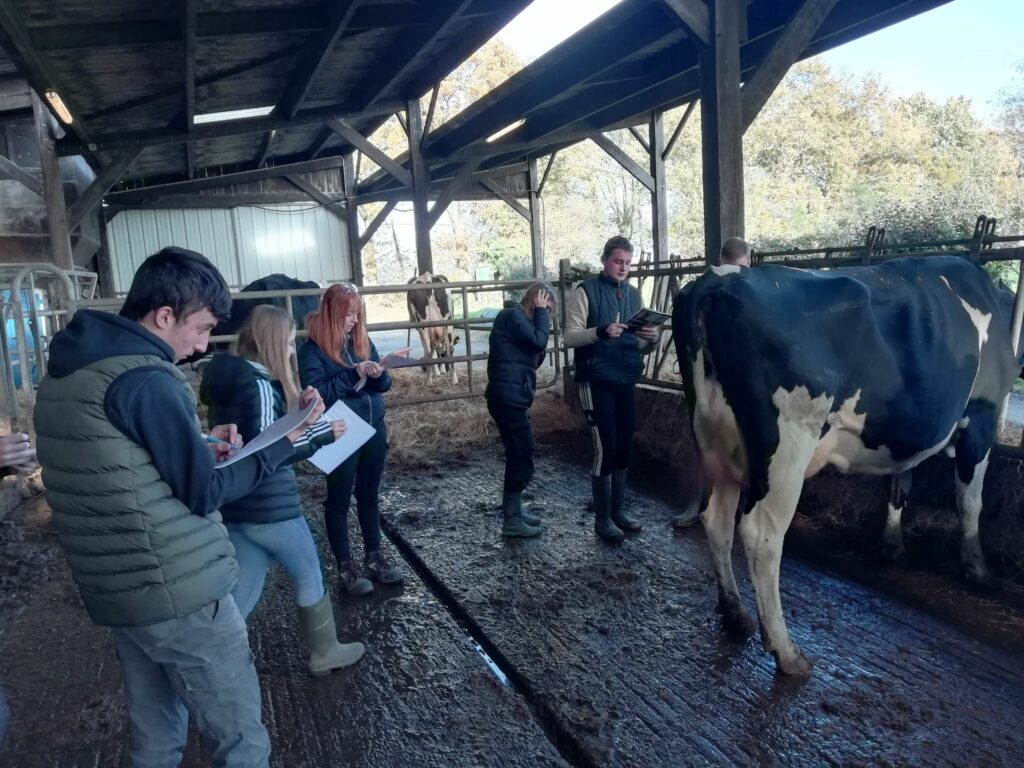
[343,154,363,285]
[67,148,141,230]
[649,111,668,263]
[96,214,117,297]
[32,93,73,270]
[699,0,745,265]
[407,99,432,275]
[528,157,543,277]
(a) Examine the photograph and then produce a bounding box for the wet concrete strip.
[382,440,1024,767]
[0,492,567,768]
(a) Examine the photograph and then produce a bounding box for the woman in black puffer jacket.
[485,282,555,538]
[298,283,404,596]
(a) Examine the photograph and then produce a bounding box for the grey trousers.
[111,595,270,768]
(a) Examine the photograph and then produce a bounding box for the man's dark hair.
[120,247,231,322]
[720,237,750,265]
[601,235,634,261]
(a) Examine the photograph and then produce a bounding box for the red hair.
[305,283,369,366]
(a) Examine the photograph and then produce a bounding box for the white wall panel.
[107,204,351,293]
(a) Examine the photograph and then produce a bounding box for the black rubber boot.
[610,470,642,532]
[593,475,624,543]
[502,491,542,538]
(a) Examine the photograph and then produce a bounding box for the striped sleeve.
[255,379,277,433]
[292,415,333,449]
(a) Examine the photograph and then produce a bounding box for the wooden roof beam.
[0,153,42,197]
[57,101,402,156]
[661,0,710,46]
[68,148,142,229]
[106,156,350,201]
[252,129,277,169]
[276,1,362,120]
[740,0,838,132]
[358,200,397,250]
[284,174,347,220]
[353,0,474,112]
[591,133,655,192]
[182,0,196,179]
[327,119,412,188]
[0,0,94,148]
[427,156,483,228]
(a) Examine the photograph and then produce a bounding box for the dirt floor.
[3,420,1024,767]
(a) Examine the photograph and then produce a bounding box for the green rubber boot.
[610,470,642,532]
[593,475,624,543]
[501,491,542,538]
[297,593,366,676]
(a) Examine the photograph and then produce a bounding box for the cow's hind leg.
[701,480,755,638]
[881,471,912,562]
[956,402,997,585]
[739,388,828,676]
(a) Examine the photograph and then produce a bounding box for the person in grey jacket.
[34,247,323,768]
[564,236,658,543]
[485,283,555,537]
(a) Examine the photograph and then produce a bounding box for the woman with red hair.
[299,283,404,595]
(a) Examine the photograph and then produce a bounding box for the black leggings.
[578,380,635,477]
[324,420,388,564]
[488,401,534,493]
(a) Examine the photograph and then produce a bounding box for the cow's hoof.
[880,540,907,564]
[719,608,757,639]
[775,650,813,677]
[962,565,996,589]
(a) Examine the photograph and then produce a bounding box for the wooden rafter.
[276,1,362,120]
[591,133,655,192]
[428,156,484,228]
[0,154,42,198]
[359,200,397,250]
[661,0,710,46]
[328,119,413,188]
[57,102,402,157]
[285,174,347,221]
[479,178,531,222]
[354,0,474,111]
[253,129,277,169]
[740,0,839,131]
[68,148,142,229]
[182,0,196,179]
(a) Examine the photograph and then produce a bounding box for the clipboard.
[625,308,671,330]
[354,347,419,391]
[214,399,318,469]
[307,401,375,473]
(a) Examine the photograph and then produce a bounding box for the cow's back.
[674,257,1017,494]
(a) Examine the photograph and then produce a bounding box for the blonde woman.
[200,305,364,675]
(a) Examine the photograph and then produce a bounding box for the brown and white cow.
[407,272,459,385]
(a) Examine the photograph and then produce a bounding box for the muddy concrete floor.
[383,435,1024,768]
[0,493,565,767]
[2,435,1024,767]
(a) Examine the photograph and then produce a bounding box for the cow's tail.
[671,284,711,526]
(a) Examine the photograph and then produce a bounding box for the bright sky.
[497,0,1023,125]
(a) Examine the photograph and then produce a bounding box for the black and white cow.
[185,273,320,364]
[672,255,1022,676]
[407,272,459,385]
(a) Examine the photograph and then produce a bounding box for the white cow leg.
[881,471,911,562]
[881,502,906,562]
[700,481,754,638]
[416,328,436,384]
[957,453,992,585]
[739,417,819,676]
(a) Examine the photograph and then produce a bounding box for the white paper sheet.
[307,401,375,474]
[214,399,318,469]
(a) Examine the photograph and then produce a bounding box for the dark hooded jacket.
[485,306,551,409]
[298,337,392,426]
[34,309,293,627]
[200,353,334,524]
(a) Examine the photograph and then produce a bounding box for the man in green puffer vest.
[34,248,324,768]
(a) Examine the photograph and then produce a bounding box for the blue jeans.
[227,517,326,618]
[111,596,270,768]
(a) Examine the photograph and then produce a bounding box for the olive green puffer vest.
[34,354,237,627]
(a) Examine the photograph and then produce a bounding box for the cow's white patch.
[710,264,742,276]
[957,299,991,351]
[691,349,744,480]
[807,392,863,477]
[945,444,957,458]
